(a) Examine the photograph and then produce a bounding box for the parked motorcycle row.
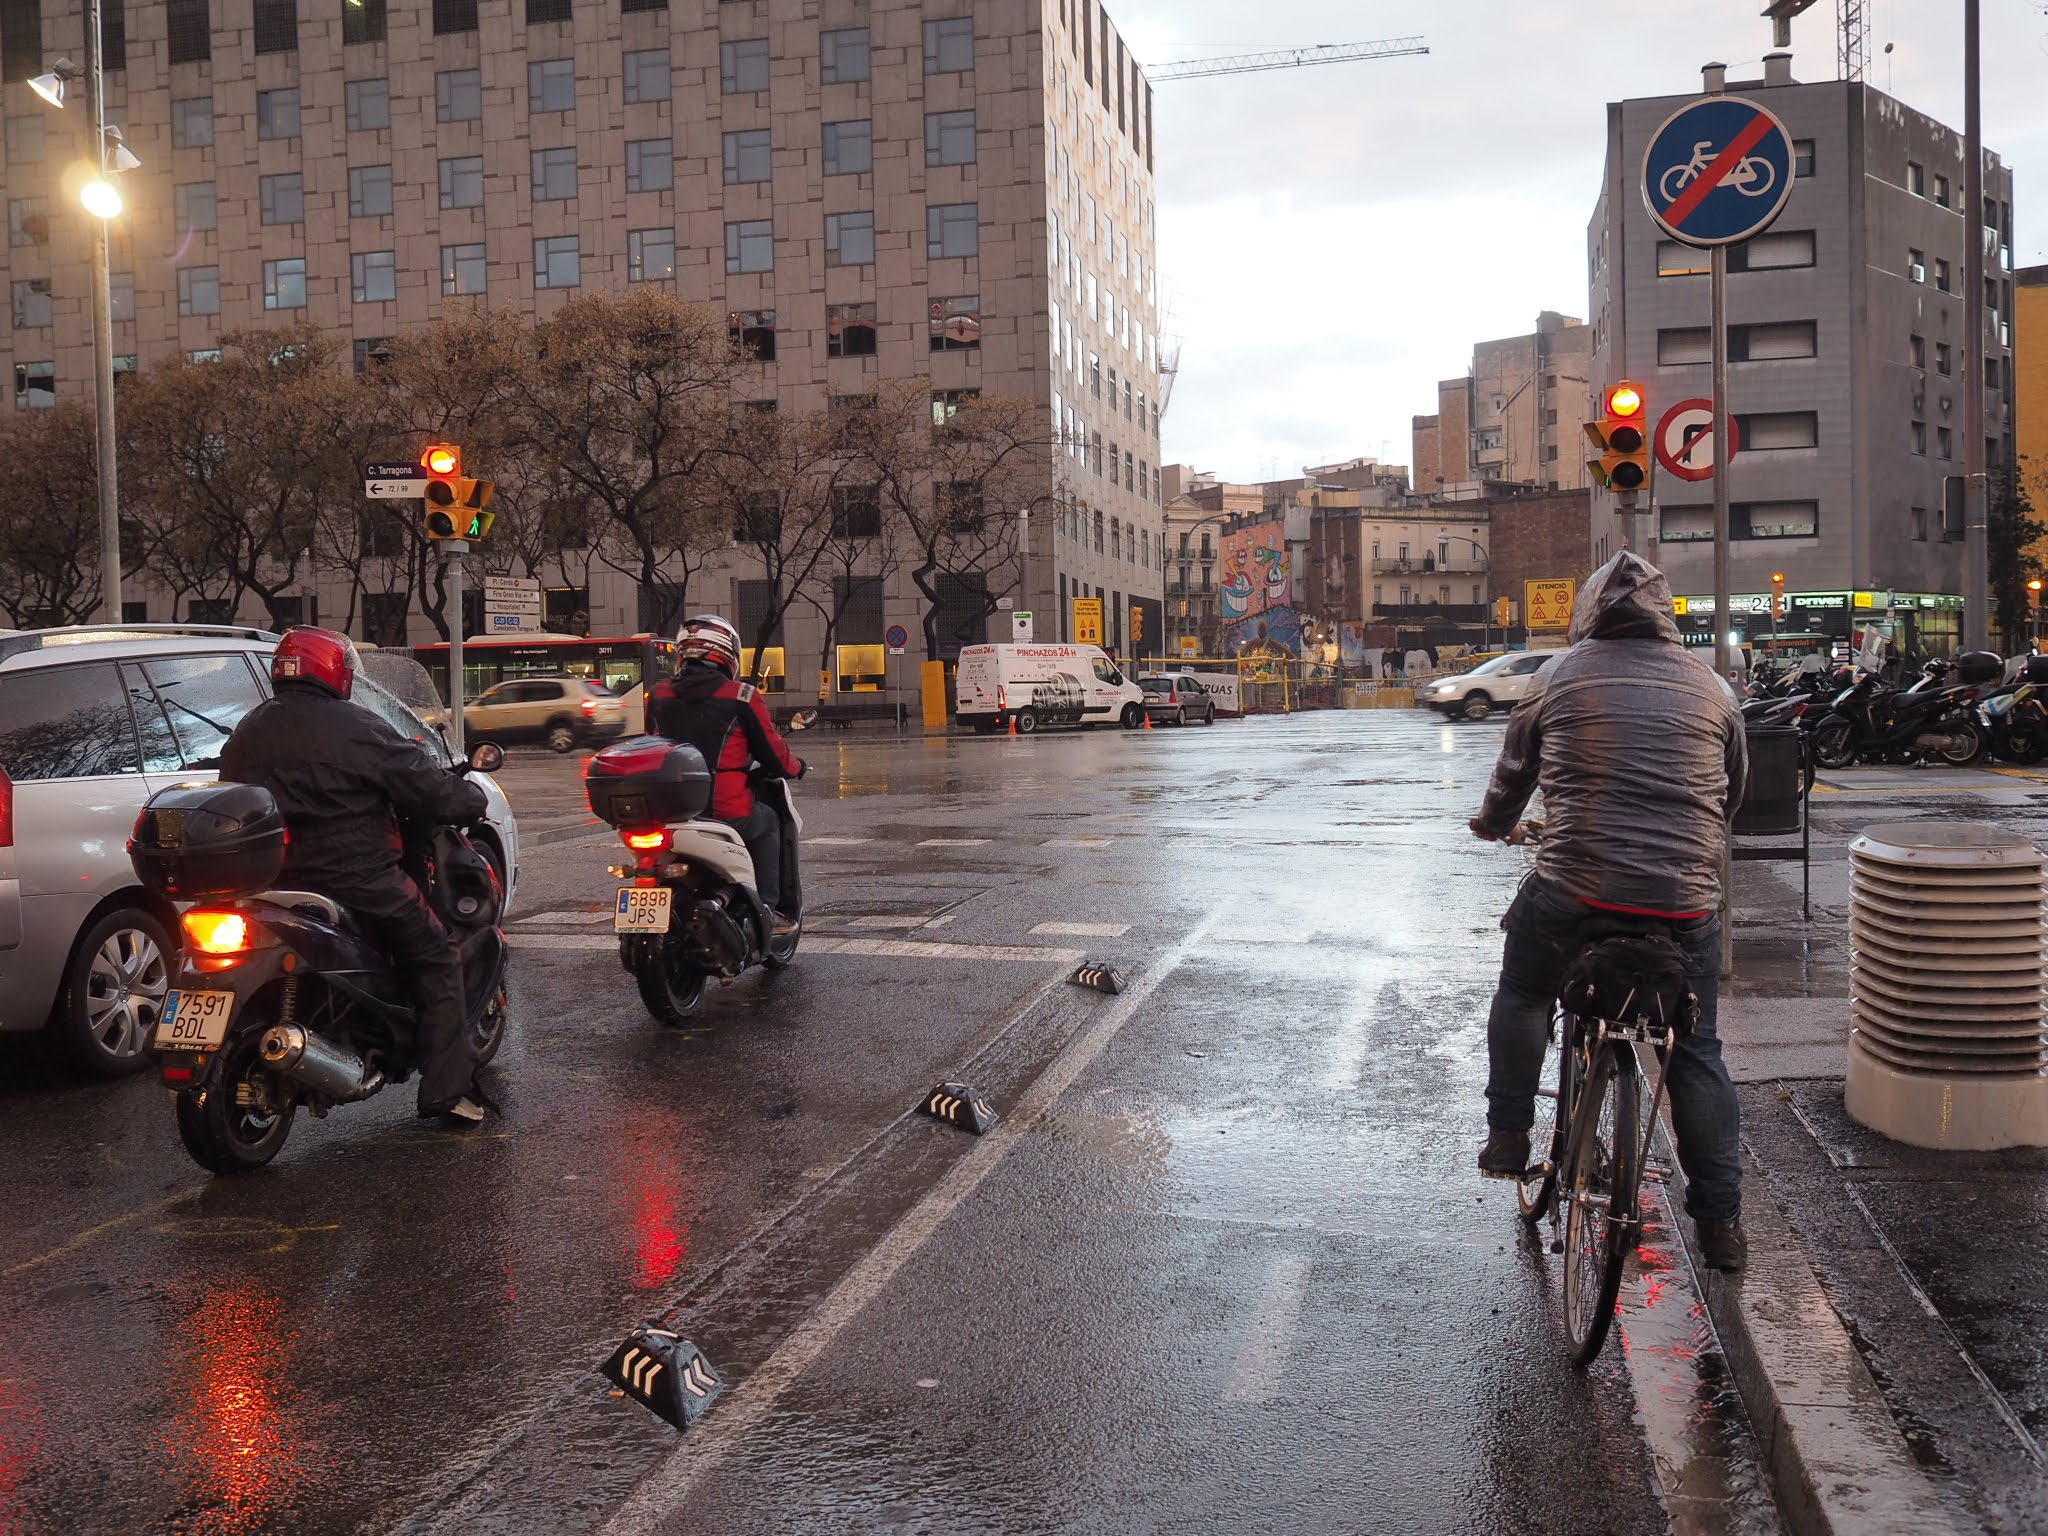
[1741,650,2048,770]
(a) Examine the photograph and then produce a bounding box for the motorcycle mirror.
[468,742,505,774]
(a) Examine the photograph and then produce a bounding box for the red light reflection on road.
[609,1105,706,1292]
[165,1283,304,1534]
[0,1366,44,1536]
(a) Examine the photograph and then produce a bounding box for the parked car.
[1421,650,1559,721]
[464,675,627,752]
[0,623,519,1078]
[1137,674,1219,727]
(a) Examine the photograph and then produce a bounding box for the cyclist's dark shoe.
[1697,1219,1748,1272]
[771,913,800,939]
[1477,1128,1531,1178]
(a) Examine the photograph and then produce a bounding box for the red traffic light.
[1604,383,1644,419]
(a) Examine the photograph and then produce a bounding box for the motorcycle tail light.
[622,829,671,852]
[183,910,261,955]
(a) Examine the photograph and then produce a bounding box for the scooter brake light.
[623,829,671,852]
[183,910,257,955]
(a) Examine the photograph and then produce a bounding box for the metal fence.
[1137,657,1433,715]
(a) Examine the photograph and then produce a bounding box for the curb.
[1679,1144,1957,1535]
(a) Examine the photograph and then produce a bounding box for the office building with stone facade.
[0,0,1165,684]
[1411,312,1593,497]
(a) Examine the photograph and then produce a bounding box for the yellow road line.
[1,1188,197,1280]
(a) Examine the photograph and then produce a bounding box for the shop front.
[1672,590,1963,660]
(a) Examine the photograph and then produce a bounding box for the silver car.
[0,624,519,1077]
[1422,651,1559,721]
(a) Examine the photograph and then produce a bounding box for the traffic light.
[1130,604,1144,646]
[1771,571,1786,620]
[1584,382,1651,497]
[419,442,497,540]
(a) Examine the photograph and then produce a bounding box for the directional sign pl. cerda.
[1640,96,1796,249]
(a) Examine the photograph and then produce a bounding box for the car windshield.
[1467,654,1515,676]
[1139,679,1170,694]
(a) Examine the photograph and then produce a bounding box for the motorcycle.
[585,737,803,1026]
[131,745,510,1175]
[1808,654,1996,769]
[1983,682,2048,765]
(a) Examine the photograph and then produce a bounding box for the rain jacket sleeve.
[355,708,489,828]
[736,685,805,779]
[1473,673,1548,838]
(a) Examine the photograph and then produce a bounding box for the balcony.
[1372,557,1486,577]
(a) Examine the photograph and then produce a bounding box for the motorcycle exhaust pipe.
[260,1024,373,1102]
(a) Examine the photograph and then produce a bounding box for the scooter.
[131,748,510,1175]
[585,737,803,1026]
[1808,660,1990,768]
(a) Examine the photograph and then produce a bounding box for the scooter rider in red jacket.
[646,615,807,935]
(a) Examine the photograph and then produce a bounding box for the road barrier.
[1138,658,1423,715]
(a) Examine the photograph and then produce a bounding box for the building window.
[1936,342,1952,376]
[257,89,300,140]
[259,173,303,225]
[343,0,387,45]
[725,219,773,274]
[10,278,51,328]
[437,69,482,123]
[624,49,670,103]
[1910,333,1925,368]
[1906,161,1925,197]
[353,337,392,373]
[930,295,980,351]
[167,0,211,63]
[346,79,390,131]
[526,0,571,21]
[253,0,298,54]
[828,302,877,358]
[825,211,874,267]
[169,181,215,234]
[534,235,580,289]
[821,27,870,84]
[263,257,307,310]
[625,139,673,193]
[1933,258,1951,293]
[1731,411,1820,451]
[927,202,979,259]
[433,0,479,34]
[822,120,871,176]
[925,109,976,166]
[1793,139,1815,177]
[924,16,973,74]
[171,97,214,149]
[1727,230,1814,271]
[1907,248,1926,283]
[721,38,769,94]
[178,265,221,316]
[829,487,883,540]
[351,249,396,303]
[1734,501,1819,540]
[933,389,978,428]
[530,58,575,113]
[729,309,775,361]
[1911,421,1927,455]
[440,156,484,209]
[621,0,665,12]
[627,228,676,283]
[1937,426,1953,459]
[13,361,54,408]
[723,129,772,184]
[1933,173,1950,208]
[531,146,577,201]
[348,164,393,218]
[441,242,486,296]
[5,114,44,163]
[5,197,45,248]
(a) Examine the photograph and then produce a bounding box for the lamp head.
[105,126,142,174]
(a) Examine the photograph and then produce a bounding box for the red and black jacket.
[647,664,804,820]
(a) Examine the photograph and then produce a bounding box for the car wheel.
[1121,704,1144,729]
[1015,708,1040,735]
[1178,707,1192,727]
[57,907,174,1077]
[1461,692,1494,722]
[1203,705,1217,725]
[545,720,577,753]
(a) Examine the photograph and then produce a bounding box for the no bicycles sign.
[1640,96,1796,249]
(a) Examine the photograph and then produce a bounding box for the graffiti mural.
[1218,523,1292,624]
[1225,608,1304,659]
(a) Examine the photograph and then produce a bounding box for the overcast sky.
[1114,0,2048,485]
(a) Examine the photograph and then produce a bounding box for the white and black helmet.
[676,613,743,678]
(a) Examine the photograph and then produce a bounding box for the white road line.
[511,911,613,928]
[1221,1252,1314,1404]
[1030,922,1131,938]
[916,838,991,848]
[843,915,930,930]
[807,836,874,846]
[922,914,958,929]
[598,905,1224,1536]
[515,932,1085,965]
[1043,837,1112,849]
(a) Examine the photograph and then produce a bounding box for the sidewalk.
[1722,835,2048,1534]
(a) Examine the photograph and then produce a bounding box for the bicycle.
[1490,826,1696,1365]
[1658,139,1777,203]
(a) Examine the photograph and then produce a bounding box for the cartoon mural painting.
[1218,541,1257,622]
[1219,524,1291,622]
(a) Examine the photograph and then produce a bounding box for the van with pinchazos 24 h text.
[955,644,1146,734]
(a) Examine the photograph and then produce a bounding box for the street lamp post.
[30,5,135,625]
[1441,534,1492,651]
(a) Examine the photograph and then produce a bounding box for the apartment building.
[2020,264,2046,526]
[1588,52,2017,654]
[0,0,1165,679]
[1411,312,1593,496]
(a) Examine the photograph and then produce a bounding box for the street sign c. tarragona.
[1641,96,1796,249]
[1654,398,1743,483]
[1525,579,1576,632]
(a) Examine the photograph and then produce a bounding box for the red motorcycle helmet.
[271,626,359,700]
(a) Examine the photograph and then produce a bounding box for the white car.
[0,625,518,1077]
[1423,651,1559,721]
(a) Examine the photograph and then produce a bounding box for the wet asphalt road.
[1,714,1751,1535]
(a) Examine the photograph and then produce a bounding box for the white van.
[955,644,1146,734]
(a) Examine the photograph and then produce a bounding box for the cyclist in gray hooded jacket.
[1469,551,1751,1270]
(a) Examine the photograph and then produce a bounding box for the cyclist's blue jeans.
[1484,875,1742,1224]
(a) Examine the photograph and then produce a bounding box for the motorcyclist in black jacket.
[220,628,492,1127]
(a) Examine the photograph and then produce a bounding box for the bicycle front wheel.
[1561,1042,1640,1365]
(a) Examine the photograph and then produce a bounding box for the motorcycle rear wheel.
[2005,727,2047,767]
[763,915,801,972]
[176,1026,296,1174]
[1938,719,1988,767]
[636,938,708,1027]
[471,993,508,1067]
[1813,720,1857,770]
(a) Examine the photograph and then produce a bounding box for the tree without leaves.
[0,400,105,626]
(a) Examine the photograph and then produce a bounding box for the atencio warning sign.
[1525,579,1576,632]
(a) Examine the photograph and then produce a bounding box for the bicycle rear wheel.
[1517,1017,1577,1224]
[1561,1042,1640,1365]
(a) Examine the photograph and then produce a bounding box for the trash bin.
[1733,724,1802,836]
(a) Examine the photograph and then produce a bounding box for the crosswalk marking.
[512,910,613,928]
[1043,837,1112,849]
[916,838,991,848]
[515,932,1084,965]
[808,836,874,846]
[1030,921,1130,938]
[843,915,931,930]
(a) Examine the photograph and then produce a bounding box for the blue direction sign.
[1641,96,1795,248]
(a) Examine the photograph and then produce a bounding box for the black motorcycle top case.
[586,738,713,827]
[131,782,288,900]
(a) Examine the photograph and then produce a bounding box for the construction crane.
[1148,37,1428,84]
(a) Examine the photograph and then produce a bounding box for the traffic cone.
[1008,714,1018,737]
[1142,710,1153,730]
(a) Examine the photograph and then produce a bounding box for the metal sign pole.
[1712,244,1733,685]
[447,538,468,757]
